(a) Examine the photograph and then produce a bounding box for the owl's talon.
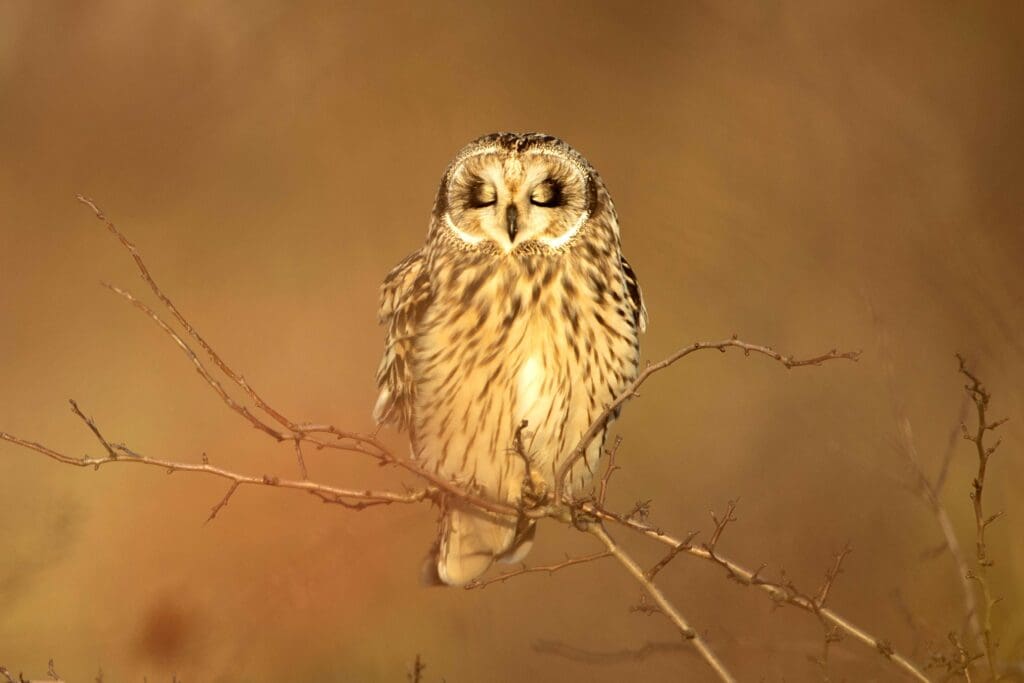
[520,465,549,508]
[529,468,547,497]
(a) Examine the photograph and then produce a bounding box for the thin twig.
[103,282,289,442]
[68,400,118,459]
[957,355,1006,682]
[589,523,737,683]
[205,481,240,524]
[77,195,300,433]
[464,551,612,589]
[554,336,859,502]
[705,500,738,554]
[101,283,519,518]
[596,435,623,505]
[645,530,700,581]
[815,544,853,609]
[876,311,981,655]
[293,439,309,480]
[0,430,429,509]
[587,504,931,682]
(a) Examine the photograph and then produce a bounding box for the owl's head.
[432,133,612,253]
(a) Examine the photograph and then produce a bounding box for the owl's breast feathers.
[373,249,430,430]
[376,242,645,503]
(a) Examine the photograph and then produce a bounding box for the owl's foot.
[521,465,549,508]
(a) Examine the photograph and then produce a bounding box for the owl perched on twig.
[374,133,647,586]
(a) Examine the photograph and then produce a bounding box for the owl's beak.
[505,204,518,243]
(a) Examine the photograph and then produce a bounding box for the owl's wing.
[373,249,431,429]
[621,255,648,333]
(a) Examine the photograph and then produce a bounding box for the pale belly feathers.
[410,258,637,504]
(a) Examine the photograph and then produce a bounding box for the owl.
[374,132,647,586]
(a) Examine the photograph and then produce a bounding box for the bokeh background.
[1,2,1022,681]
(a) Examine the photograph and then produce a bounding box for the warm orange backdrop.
[1,2,1022,681]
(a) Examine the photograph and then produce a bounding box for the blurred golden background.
[1,2,1022,681]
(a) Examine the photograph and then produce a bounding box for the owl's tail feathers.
[421,506,537,587]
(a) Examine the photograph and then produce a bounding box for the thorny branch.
[0,199,932,682]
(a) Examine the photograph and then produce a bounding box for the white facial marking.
[526,147,590,249]
[538,210,590,249]
[444,212,485,245]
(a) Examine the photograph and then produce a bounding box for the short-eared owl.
[374,133,646,586]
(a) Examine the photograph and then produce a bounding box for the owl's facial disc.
[444,149,590,252]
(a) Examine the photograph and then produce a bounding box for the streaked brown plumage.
[375,133,646,586]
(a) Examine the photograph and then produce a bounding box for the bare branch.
[464,551,612,589]
[293,439,309,480]
[875,309,982,661]
[589,523,737,683]
[0,430,430,510]
[596,435,623,506]
[103,282,290,442]
[586,505,931,682]
[815,544,853,609]
[705,499,739,554]
[645,530,699,581]
[205,481,241,524]
[77,195,301,433]
[956,354,1006,682]
[68,400,118,459]
[100,281,520,518]
[554,337,859,503]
